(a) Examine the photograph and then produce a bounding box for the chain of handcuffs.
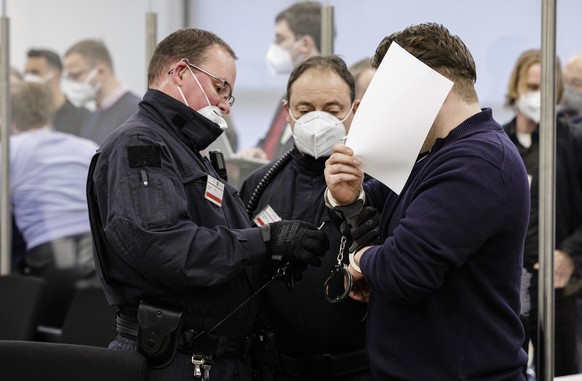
[190,261,291,380]
[191,229,354,379]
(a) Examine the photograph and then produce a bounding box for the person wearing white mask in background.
[239,1,328,162]
[240,55,378,381]
[25,48,90,136]
[560,54,582,127]
[503,49,582,378]
[63,39,141,145]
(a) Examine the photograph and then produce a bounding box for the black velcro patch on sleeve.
[127,145,162,168]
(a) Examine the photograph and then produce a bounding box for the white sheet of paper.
[345,42,453,194]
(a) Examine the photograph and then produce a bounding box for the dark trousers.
[524,281,578,377]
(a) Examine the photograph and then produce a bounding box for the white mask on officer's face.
[175,64,228,130]
[290,110,350,159]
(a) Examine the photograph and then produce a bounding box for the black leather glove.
[339,206,381,252]
[261,220,329,267]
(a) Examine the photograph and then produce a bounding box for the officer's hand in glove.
[261,220,329,267]
[340,206,382,252]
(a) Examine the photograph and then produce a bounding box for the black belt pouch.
[137,300,183,368]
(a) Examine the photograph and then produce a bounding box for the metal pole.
[320,3,334,56]
[183,0,190,28]
[538,0,556,380]
[0,9,11,275]
[145,10,157,86]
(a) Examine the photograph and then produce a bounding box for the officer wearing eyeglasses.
[86,28,329,381]
[240,55,378,381]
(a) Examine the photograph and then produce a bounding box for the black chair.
[0,340,148,381]
[59,285,117,347]
[0,275,46,340]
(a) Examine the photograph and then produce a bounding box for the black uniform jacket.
[89,89,266,336]
[240,149,368,355]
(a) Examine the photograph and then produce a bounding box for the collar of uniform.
[292,147,327,176]
[142,89,223,151]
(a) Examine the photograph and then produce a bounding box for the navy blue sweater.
[360,109,529,380]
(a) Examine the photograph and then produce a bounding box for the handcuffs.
[323,196,365,303]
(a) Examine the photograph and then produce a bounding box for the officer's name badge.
[253,205,282,227]
[205,175,225,207]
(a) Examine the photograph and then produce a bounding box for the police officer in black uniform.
[241,56,375,380]
[86,28,328,381]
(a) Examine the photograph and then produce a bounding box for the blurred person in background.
[503,49,582,378]
[240,1,326,161]
[4,82,99,327]
[560,54,582,127]
[25,48,90,136]
[63,39,140,145]
[348,57,375,101]
[8,66,27,272]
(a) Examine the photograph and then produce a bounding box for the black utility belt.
[278,349,369,379]
[179,328,253,359]
[117,302,253,368]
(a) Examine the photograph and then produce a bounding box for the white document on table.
[345,42,453,194]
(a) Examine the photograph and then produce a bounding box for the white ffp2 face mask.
[176,64,228,130]
[265,43,294,76]
[290,110,349,159]
[197,105,228,130]
[63,68,101,107]
[23,71,55,84]
[516,90,541,123]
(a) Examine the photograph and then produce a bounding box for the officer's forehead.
[289,69,350,101]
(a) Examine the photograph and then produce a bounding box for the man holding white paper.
[324,23,530,380]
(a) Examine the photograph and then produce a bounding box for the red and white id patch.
[204,175,225,207]
[253,205,282,227]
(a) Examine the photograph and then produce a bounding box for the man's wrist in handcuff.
[349,247,367,274]
[324,187,365,210]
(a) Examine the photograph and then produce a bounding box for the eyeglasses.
[185,61,235,107]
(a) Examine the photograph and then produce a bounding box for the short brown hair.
[276,1,325,52]
[147,28,237,86]
[65,39,114,71]
[286,55,355,103]
[504,49,563,107]
[11,82,55,131]
[372,23,478,103]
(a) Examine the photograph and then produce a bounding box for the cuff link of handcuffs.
[323,188,366,303]
[323,235,364,303]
